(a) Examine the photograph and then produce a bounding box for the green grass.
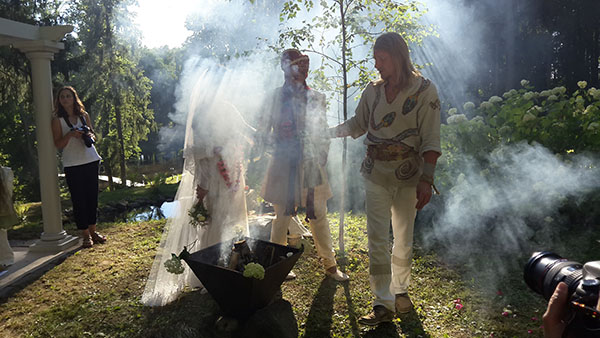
[2,211,586,337]
[97,181,178,205]
[7,181,178,241]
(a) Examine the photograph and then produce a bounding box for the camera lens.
[524,251,584,300]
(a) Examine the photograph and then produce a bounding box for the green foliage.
[436,80,600,226]
[275,0,433,96]
[442,80,600,158]
[68,0,155,186]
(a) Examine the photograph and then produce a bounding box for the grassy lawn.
[7,182,179,241]
[3,209,587,337]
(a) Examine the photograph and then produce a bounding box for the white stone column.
[15,40,79,252]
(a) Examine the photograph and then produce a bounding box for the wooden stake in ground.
[337,0,348,257]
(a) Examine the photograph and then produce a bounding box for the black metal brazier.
[183,237,303,318]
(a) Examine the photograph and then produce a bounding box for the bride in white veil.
[141,64,254,307]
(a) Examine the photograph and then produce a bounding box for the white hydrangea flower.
[588,87,597,96]
[577,81,588,89]
[522,112,536,122]
[505,90,518,99]
[588,122,599,131]
[548,95,558,101]
[520,79,530,87]
[471,116,484,123]
[583,105,594,115]
[489,95,503,103]
[463,101,475,110]
[523,92,534,100]
[575,96,584,105]
[527,105,542,114]
[550,87,565,96]
[480,101,493,109]
[544,216,554,223]
[540,90,551,97]
[447,114,467,124]
[448,108,458,115]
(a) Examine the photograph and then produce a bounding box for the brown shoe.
[358,305,395,326]
[395,293,413,314]
[90,232,107,244]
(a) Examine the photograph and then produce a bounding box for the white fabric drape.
[141,66,253,307]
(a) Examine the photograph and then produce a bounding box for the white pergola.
[0,18,79,252]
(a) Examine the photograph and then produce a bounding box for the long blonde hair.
[373,32,421,89]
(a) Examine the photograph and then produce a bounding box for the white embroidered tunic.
[337,76,442,187]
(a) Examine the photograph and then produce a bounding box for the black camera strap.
[63,115,91,132]
[62,115,85,129]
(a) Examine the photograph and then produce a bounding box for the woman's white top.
[58,116,102,168]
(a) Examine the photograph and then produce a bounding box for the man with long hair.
[330,32,442,325]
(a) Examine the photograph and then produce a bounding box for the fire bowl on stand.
[183,237,303,318]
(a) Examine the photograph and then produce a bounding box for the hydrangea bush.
[447,80,600,153]
[434,80,600,232]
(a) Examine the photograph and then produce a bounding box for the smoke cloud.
[421,142,600,281]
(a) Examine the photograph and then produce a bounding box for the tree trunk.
[337,0,348,256]
[114,96,127,186]
[105,158,114,191]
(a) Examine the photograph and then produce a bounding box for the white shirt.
[58,116,102,168]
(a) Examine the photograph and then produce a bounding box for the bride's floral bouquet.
[188,201,210,227]
[164,246,190,275]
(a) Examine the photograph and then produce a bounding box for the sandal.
[82,235,93,248]
[90,232,107,244]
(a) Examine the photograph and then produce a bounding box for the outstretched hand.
[415,181,432,210]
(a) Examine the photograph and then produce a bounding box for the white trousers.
[270,199,336,270]
[365,179,417,311]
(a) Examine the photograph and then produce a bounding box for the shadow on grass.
[362,322,400,338]
[342,280,362,337]
[140,288,223,338]
[359,310,429,338]
[141,287,299,338]
[303,277,338,338]
[396,311,430,338]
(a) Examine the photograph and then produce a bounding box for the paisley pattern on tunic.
[401,78,431,115]
[360,155,374,175]
[371,111,396,130]
[395,157,419,180]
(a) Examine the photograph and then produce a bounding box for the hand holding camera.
[71,125,95,148]
[524,251,600,337]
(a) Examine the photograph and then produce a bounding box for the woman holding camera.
[51,86,104,249]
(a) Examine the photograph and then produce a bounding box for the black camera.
[524,251,600,337]
[75,126,95,148]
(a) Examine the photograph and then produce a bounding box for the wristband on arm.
[419,162,440,195]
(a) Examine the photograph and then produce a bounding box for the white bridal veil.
[141,62,259,307]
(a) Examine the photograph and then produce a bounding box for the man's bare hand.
[415,181,432,210]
